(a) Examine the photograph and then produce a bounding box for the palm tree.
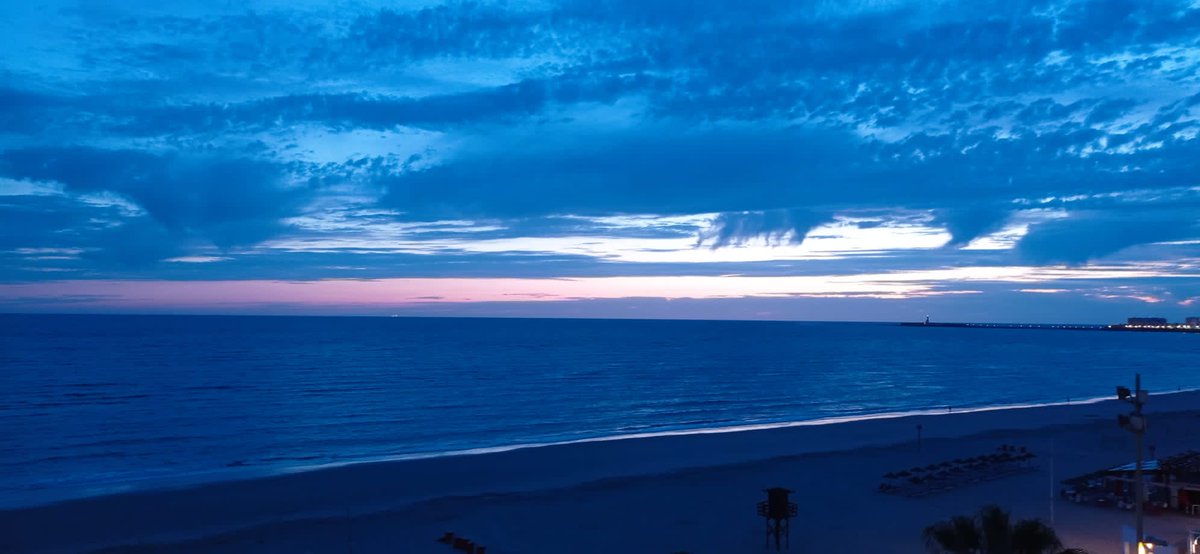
[923,515,980,554]
[923,505,1082,554]
[1009,518,1064,554]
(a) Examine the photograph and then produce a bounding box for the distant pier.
[900,321,1200,334]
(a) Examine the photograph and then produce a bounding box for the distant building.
[1099,450,1200,512]
[1187,317,1200,326]
[1127,317,1168,326]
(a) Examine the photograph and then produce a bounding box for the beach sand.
[4,391,1200,553]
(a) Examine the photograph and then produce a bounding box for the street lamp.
[1117,374,1148,549]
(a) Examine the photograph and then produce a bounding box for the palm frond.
[977,505,1012,554]
[923,516,981,554]
[1011,519,1062,554]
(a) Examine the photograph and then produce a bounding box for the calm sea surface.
[0,314,1197,508]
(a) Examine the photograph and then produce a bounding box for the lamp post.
[1117,374,1148,549]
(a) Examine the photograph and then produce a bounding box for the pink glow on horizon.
[0,263,1191,312]
[0,275,941,310]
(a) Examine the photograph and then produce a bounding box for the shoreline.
[9,388,1195,512]
[282,387,1178,472]
[4,389,1200,553]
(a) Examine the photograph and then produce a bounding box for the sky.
[1,0,1200,322]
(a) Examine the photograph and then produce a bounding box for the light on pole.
[1117,374,1149,549]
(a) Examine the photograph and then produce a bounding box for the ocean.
[0,313,1196,508]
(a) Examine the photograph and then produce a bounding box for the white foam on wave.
[10,387,1195,510]
[277,387,1200,476]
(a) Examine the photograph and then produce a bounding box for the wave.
[273,387,1200,476]
[4,386,1196,511]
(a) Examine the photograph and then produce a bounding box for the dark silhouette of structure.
[756,487,797,550]
[437,532,486,553]
[1116,375,1148,549]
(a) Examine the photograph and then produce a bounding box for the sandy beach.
[4,391,1200,553]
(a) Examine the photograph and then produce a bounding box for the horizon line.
[0,311,1155,327]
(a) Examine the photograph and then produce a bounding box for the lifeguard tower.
[756,487,797,551]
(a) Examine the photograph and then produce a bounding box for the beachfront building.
[1186,317,1200,327]
[1163,453,1200,515]
[1099,451,1200,515]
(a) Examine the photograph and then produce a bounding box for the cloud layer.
[2,0,1200,317]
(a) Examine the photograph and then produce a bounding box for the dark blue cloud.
[934,207,1012,247]
[380,126,862,218]
[0,195,91,251]
[341,4,556,62]
[464,216,697,241]
[0,193,182,276]
[371,115,1200,229]
[0,147,307,253]
[0,88,73,135]
[2,0,1200,291]
[699,209,831,248]
[1085,99,1141,125]
[1018,209,1200,264]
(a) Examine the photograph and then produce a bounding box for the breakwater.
[900,321,1200,333]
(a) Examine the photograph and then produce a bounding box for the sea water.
[1,313,1196,508]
